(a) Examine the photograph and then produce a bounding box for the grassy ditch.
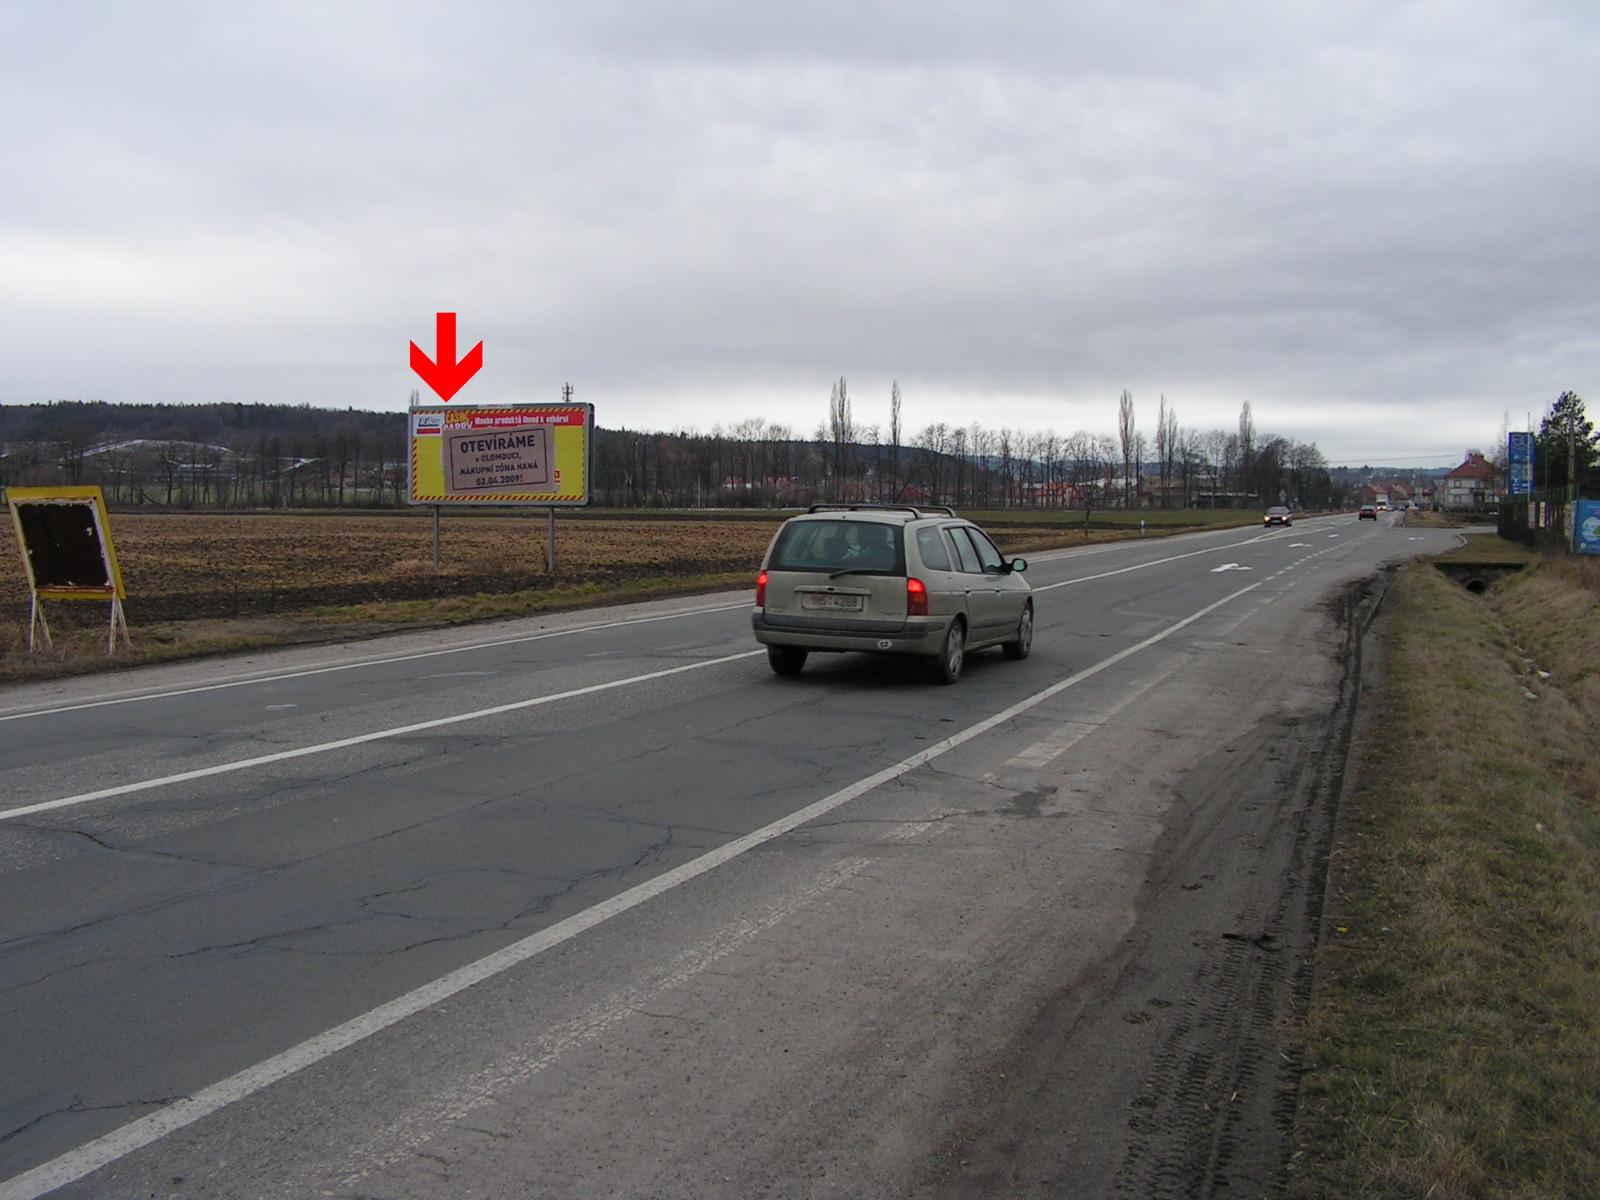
[1291,551,1600,1197]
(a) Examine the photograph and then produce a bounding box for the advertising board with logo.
[1576,499,1600,556]
[1507,431,1534,497]
[408,404,593,506]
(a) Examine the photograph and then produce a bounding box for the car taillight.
[755,570,767,607]
[906,577,928,616]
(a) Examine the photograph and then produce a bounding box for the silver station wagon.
[751,504,1033,684]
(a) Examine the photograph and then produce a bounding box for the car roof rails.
[805,503,958,518]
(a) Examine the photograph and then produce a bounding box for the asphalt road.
[0,512,1457,1198]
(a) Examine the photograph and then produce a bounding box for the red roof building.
[1440,452,1497,510]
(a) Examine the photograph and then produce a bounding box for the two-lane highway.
[0,511,1451,1198]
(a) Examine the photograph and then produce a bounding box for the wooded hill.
[0,399,1338,511]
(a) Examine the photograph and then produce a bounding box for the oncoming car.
[751,504,1032,684]
[1263,505,1293,527]
[1358,504,1378,520]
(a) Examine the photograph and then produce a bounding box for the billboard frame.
[406,403,595,508]
[5,485,131,653]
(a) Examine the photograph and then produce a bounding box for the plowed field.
[1,510,784,625]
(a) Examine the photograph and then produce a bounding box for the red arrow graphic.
[409,312,483,402]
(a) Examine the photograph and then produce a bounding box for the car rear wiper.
[827,567,872,578]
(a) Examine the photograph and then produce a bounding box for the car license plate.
[802,593,864,612]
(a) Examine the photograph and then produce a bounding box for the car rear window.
[768,519,905,575]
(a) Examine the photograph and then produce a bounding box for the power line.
[1328,453,1464,464]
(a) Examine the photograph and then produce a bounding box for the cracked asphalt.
[0,512,1454,1198]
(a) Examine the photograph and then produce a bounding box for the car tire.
[930,619,965,685]
[767,646,807,676]
[1002,603,1033,660]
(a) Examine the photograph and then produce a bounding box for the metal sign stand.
[107,595,131,654]
[28,595,52,652]
[547,507,556,574]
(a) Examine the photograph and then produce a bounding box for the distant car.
[751,504,1033,684]
[1263,505,1293,527]
[1358,505,1378,520]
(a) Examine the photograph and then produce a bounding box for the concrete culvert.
[1432,561,1527,594]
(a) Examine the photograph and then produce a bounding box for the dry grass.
[1538,552,1600,602]
[1428,532,1537,566]
[1292,559,1600,1198]
[1407,510,1483,529]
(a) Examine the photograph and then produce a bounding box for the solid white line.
[0,578,1263,1200]
[0,602,751,723]
[0,650,764,823]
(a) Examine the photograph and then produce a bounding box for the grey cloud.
[1,2,1597,460]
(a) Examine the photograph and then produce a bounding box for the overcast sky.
[2,1,1596,465]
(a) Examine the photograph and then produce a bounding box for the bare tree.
[1117,390,1136,508]
[1238,401,1255,494]
[888,381,902,501]
[828,377,853,500]
[1155,396,1168,507]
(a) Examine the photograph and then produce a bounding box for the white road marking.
[1289,542,1310,547]
[0,602,752,724]
[1007,655,1185,768]
[1211,562,1252,572]
[335,810,960,1187]
[1033,531,1277,592]
[264,704,298,711]
[0,580,1264,1200]
[0,651,764,823]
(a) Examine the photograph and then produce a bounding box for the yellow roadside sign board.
[6,484,130,651]
[408,404,593,506]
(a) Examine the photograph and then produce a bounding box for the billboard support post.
[28,595,52,652]
[409,399,593,577]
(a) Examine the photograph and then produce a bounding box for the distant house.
[1439,453,1497,510]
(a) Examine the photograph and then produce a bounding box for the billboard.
[409,404,593,506]
[1507,431,1534,497]
[1576,499,1600,556]
[5,485,130,651]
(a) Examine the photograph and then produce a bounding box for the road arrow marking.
[1289,542,1310,547]
[1211,562,1252,572]
[409,311,483,401]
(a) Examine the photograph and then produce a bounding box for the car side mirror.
[1008,558,1028,574]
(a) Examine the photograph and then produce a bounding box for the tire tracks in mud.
[923,571,1391,1199]
[1114,571,1389,1199]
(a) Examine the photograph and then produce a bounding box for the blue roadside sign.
[1576,499,1600,556]
[1508,432,1534,497]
